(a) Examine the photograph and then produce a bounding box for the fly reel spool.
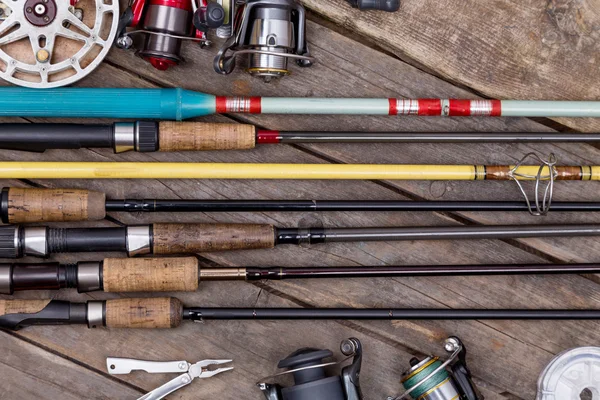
[0,0,118,88]
[536,347,600,400]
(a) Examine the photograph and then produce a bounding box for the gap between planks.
[0,14,595,397]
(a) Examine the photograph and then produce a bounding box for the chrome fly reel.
[0,0,118,88]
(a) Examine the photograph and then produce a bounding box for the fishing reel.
[257,337,363,400]
[214,0,314,82]
[0,0,118,88]
[116,0,225,70]
[389,337,483,400]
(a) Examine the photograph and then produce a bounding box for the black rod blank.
[274,131,600,143]
[245,263,600,280]
[105,199,600,213]
[184,308,600,320]
[275,225,600,245]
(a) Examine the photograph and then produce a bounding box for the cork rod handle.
[102,257,200,292]
[6,187,106,223]
[105,297,183,328]
[158,122,256,151]
[0,299,51,316]
[152,223,276,254]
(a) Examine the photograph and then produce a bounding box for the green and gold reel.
[390,337,483,400]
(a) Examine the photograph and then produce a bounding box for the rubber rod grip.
[0,299,51,316]
[158,122,256,151]
[0,88,216,120]
[8,262,74,292]
[5,187,106,223]
[151,223,276,254]
[0,123,113,152]
[105,297,183,328]
[102,257,199,292]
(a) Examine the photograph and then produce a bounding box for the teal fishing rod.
[1,87,600,120]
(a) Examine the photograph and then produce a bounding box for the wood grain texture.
[0,299,51,316]
[0,35,588,399]
[158,122,256,151]
[302,0,600,132]
[102,257,199,292]
[7,187,106,223]
[105,297,183,329]
[2,0,600,398]
[152,223,276,254]
[0,333,142,399]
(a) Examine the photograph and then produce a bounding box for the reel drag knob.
[277,348,346,400]
[193,2,225,32]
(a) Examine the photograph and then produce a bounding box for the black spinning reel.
[390,337,483,400]
[257,337,363,400]
[214,0,314,82]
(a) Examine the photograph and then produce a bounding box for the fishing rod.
[5,186,600,224]
[3,256,599,294]
[0,157,591,181]
[2,297,600,331]
[3,122,600,154]
[2,222,600,259]
[2,87,600,120]
[0,154,589,216]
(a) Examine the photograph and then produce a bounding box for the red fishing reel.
[116,0,225,70]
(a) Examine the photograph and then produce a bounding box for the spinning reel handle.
[347,0,400,12]
[449,336,483,400]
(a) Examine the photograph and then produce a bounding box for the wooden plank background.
[2,0,600,398]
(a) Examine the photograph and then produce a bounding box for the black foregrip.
[47,228,128,253]
[0,301,87,331]
[8,263,77,292]
[0,123,113,152]
[347,0,399,11]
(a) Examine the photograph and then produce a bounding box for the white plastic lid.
[537,347,600,399]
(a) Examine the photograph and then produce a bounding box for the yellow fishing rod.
[0,154,576,215]
[0,158,594,181]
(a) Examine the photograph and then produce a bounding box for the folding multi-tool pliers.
[107,357,233,400]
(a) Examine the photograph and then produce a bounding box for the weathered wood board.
[2,0,600,399]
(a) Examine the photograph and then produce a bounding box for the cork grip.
[7,187,106,223]
[0,299,51,316]
[102,257,199,292]
[152,223,276,254]
[158,122,256,151]
[105,297,183,328]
